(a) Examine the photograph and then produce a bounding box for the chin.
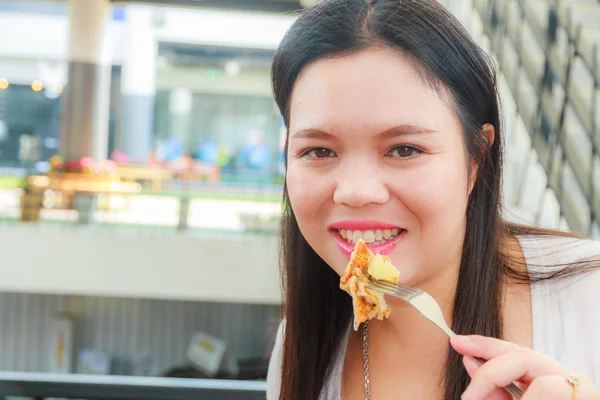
[327,255,347,277]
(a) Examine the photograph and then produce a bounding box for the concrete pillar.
[74,193,97,225]
[60,0,112,162]
[119,6,157,163]
[169,87,193,150]
[178,198,190,231]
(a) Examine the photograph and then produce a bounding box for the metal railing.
[0,372,267,400]
[475,0,599,235]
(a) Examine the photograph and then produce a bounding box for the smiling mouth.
[337,228,405,245]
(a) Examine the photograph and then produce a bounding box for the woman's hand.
[450,335,600,400]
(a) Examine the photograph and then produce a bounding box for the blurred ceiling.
[113,0,305,13]
[159,42,276,69]
[0,0,306,14]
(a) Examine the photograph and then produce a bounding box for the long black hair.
[271,1,597,399]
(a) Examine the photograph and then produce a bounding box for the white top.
[266,235,600,399]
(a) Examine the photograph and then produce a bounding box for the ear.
[482,123,495,149]
[468,123,495,195]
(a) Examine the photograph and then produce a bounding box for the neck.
[368,260,460,359]
[342,254,464,399]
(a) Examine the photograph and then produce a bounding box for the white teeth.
[338,228,403,244]
[363,230,376,243]
[346,230,354,243]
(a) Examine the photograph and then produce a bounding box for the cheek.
[285,165,329,224]
[404,158,471,226]
[286,168,306,216]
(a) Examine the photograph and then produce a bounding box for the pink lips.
[328,221,406,257]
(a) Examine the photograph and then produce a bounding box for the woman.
[266,0,600,399]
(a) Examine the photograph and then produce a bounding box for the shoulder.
[519,235,600,383]
[266,319,347,400]
[518,234,600,294]
[266,320,285,400]
[517,234,600,266]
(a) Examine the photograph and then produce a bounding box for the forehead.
[289,47,459,135]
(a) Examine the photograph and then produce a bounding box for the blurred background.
[0,0,597,398]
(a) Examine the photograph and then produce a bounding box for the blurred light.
[205,69,222,79]
[31,80,43,92]
[0,78,8,90]
[28,175,50,187]
[157,55,169,70]
[42,189,55,209]
[224,60,241,77]
[152,9,296,51]
[169,88,192,116]
[35,161,51,174]
[0,121,6,142]
[43,137,60,149]
[299,0,320,7]
[44,89,60,99]
[113,6,126,21]
[44,85,64,99]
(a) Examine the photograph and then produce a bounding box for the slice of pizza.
[340,239,400,330]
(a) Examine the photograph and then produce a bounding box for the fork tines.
[367,278,421,298]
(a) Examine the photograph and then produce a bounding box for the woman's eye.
[304,148,335,158]
[388,145,422,159]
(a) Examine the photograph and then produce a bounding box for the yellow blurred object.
[117,164,172,192]
[200,339,215,352]
[0,78,8,90]
[28,175,50,189]
[47,172,141,194]
[23,173,141,215]
[20,193,43,222]
[56,333,65,366]
[31,80,43,92]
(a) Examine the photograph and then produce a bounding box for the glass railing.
[475,0,599,235]
[0,164,283,236]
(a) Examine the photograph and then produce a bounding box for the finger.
[463,356,479,378]
[523,375,600,400]
[462,349,570,400]
[463,356,520,400]
[451,335,521,360]
[521,376,568,400]
[520,375,577,400]
[452,335,566,377]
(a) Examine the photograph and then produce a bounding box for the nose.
[333,162,390,208]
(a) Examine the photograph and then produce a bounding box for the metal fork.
[367,279,524,399]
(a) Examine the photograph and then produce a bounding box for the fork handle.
[470,356,524,399]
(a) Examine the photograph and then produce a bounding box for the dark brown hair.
[271,1,598,399]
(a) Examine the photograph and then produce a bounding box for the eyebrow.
[291,125,438,140]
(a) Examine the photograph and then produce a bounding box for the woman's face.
[286,48,478,287]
